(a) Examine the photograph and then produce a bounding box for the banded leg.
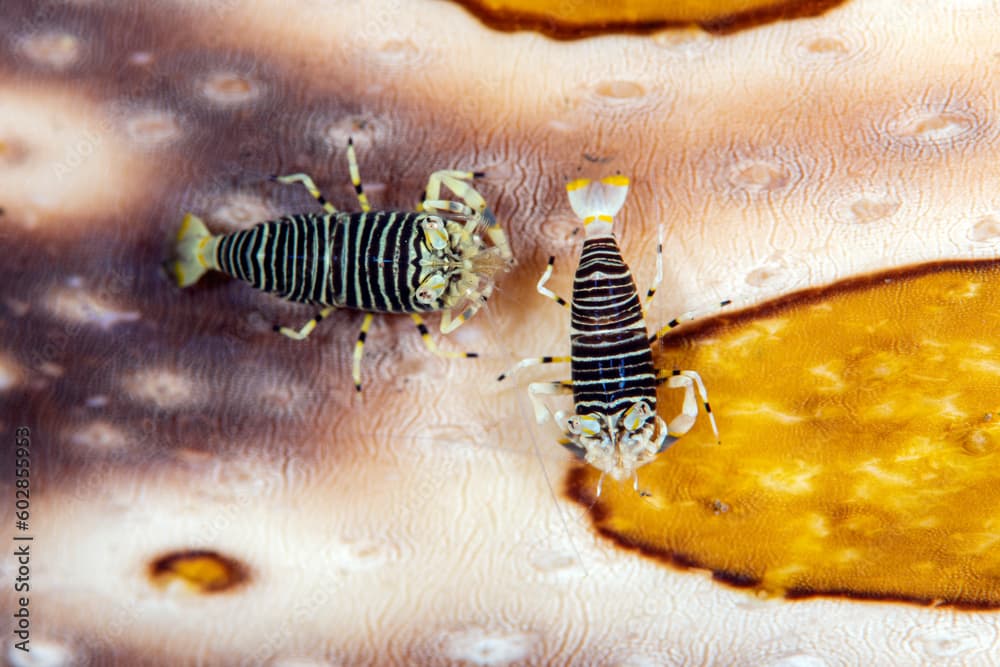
[497,355,570,382]
[424,169,487,211]
[657,368,720,443]
[653,416,679,454]
[648,299,733,346]
[411,314,478,360]
[495,259,571,381]
[272,138,371,214]
[422,198,478,218]
[344,137,372,212]
[271,172,338,215]
[643,225,664,315]
[352,313,376,392]
[537,256,571,310]
[276,306,336,340]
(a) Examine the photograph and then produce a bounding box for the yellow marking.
[577,415,601,436]
[600,174,630,186]
[177,214,192,240]
[195,237,209,267]
[346,140,372,212]
[275,172,338,214]
[164,555,228,588]
[411,313,470,359]
[352,313,375,391]
[565,178,591,191]
[623,403,645,431]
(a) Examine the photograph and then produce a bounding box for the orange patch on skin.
[149,550,249,593]
[452,0,849,38]
[574,260,1000,608]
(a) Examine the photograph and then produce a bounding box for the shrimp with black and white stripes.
[171,139,513,391]
[499,175,720,493]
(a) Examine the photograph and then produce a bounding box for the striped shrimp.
[172,140,513,391]
[499,176,719,493]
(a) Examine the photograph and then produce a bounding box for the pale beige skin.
[3,1,1000,665]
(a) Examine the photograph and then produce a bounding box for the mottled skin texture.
[3,1,1000,665]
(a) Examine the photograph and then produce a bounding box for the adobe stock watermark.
[11,426,33,654]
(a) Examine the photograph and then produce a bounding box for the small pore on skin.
[571,259,1000,608]
[452,0,849,39]
[149,550,249,594]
